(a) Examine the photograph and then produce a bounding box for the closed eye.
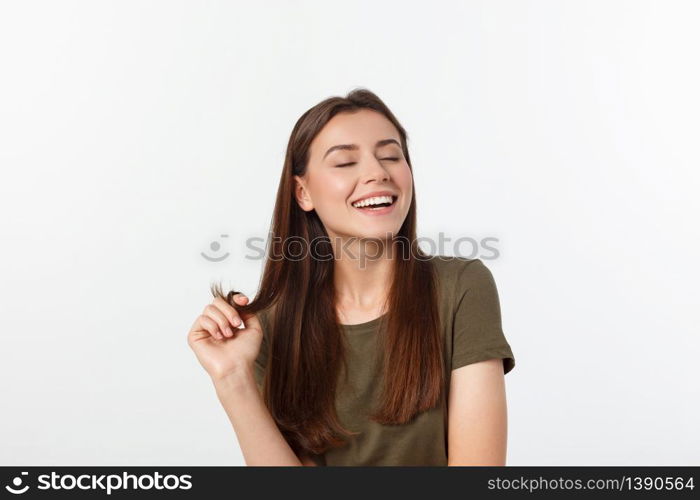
[335,158,399,168]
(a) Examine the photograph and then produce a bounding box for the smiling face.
[294,109,413,243]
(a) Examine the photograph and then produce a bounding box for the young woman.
[187,88,516,466]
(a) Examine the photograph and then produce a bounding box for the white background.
[0,0,698,465]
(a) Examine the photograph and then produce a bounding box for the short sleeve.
[451,259,515,374]
[253,308,270,393]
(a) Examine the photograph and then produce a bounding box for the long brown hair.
[211,88,443,457]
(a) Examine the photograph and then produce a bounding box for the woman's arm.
[447,358,508,466]
[213,364,306,466]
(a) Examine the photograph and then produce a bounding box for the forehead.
[310,109,401,159]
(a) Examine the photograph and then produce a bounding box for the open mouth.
[351,195,397,212]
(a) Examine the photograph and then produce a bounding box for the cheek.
[313,174,354,207]
[396,164,413,192]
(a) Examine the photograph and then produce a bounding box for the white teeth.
[352,195,394,208]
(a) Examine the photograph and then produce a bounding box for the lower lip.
[351,199,397,216]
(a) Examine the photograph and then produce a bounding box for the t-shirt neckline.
[339,313,387,333]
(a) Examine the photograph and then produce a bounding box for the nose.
[360,155,390,183]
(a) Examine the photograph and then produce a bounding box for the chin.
[354,227,401,242]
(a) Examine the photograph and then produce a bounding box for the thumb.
[240,309,261,332]
[232,294,262,331]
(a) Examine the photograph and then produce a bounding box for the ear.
[293,175,313,212]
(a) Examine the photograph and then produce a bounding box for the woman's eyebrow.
[322,138,400,160]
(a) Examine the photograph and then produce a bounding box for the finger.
[204,304,235,337]
[198,315,224,340]
[213,296,243,328]
[217,293,259,332]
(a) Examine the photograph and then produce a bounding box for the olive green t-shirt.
[253,255,515,466]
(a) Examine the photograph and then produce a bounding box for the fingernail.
[226,327,234,336]
[233,318,241,327]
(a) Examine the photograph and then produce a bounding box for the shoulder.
[435,256,514,374]
[425,255,495,298]
[426,254,487,271]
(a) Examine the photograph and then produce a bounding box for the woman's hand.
[187,293,263,382]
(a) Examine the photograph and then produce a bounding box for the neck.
[331,236,394,310]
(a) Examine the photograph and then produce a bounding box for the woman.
[187,88,515,466]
